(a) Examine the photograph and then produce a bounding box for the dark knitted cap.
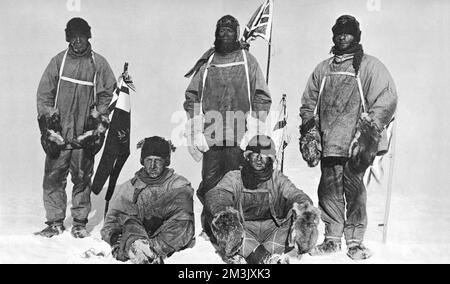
[65,17,91,42]
[332,15,361,42]
[137,136,175,166]
[216,15,240,36]
[244,135,276,161]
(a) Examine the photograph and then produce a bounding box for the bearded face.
[214,26,240,54]
[332,33,356,52]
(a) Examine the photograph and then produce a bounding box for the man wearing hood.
[101,136,195,264]
[35,18,116,238]
[299,15,397,260]
[204,135,320,264]
[183,15,272,240]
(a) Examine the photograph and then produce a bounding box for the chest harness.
[314,56,367,117]
[199,49,251,115]
[53,48,97,110]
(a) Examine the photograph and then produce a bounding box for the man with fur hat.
[299,15,397,260]
[101,136,195,264]
[204,135,320,264]
[183,15,272,240]
[35,17,116,238]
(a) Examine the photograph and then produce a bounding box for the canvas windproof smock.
[101,168,195,261]
[204,170,312,257]
[300,53,398,244]
[37,46,116,143]
[300,54,397,157]
[36,46,116,226]
[184,49,272,146]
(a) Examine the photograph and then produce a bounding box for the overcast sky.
[0,0,449,207]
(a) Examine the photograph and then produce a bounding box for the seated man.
[204,135,320,264]
[101,136,195,264]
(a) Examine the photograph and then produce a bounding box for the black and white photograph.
[0,0,449,265]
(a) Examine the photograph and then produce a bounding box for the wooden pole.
[266,1,273,84]
[280,94,286,173]
[266,40,272,84]
[382,119,397,243]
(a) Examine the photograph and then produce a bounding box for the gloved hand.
[289,202,320,255]
[38,110,65,159]
[299,116,322,167]
[109,232,122,260]
[72,109,110,156]
[128,239,162,264]
[347,113,382,174]
[211,207,244,258]
[86,108,110,134]
[184,115,209,161]
[239,115,265,151]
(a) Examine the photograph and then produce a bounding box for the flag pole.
[265,1,273,84]
[382,119,397,243]
[280,94,286,173]
[266,39,272,84]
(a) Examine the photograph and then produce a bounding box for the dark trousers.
[318,157,367,245]
[42,149,94,226]
[198,146,243,240]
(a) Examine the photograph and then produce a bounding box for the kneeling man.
[205,135,320,264]
[101,136,195,264]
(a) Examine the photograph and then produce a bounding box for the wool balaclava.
[214,15,241,54]
[331,15,364,75]
[332,15,361,43]
[65,17,91,42]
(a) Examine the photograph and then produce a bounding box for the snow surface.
[1,143,450,264]
[1,0,450,264]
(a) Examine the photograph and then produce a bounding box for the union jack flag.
[241,0,273,43]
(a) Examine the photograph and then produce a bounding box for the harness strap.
[210,62,244,68]
[200,49,251,115]
[54,49,97,110]
[242,50,251,108]
[60,76,94,86]
[54,49,68,108]
[314,76,327,116]
[356,76,366,112]
[314,71,366,116]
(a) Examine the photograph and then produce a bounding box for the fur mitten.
[128,239,163,264]
[38,110,65,159]
[289,202,320,254]
[299,116,322,167]
[73,109,110,156]
[348,113,381,174]
[211,207,244,257]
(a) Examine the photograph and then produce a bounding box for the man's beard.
[214,38,241,54]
